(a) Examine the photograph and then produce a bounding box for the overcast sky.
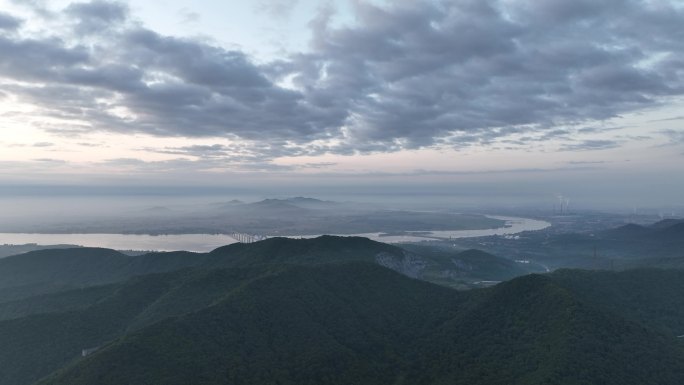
[0,0,683,209]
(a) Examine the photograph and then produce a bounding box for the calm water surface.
[0,216,550,252]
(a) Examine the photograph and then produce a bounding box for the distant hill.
[208,235,403,267]
[0,244,81,259]
[0,248,204,301]
[282,196,339,208]
[462,218,684,271]
[400,244,538,287]
[598,221,684,265]
[0,236,534,299]
[242,197,338,213]
[248,198,304,210]
[141,206,173,213]
[0,236,411,302]
[650,218,684,229]
[32,265,684,385]
[601,220,684,241]
[600,223,652,238]
[284,196,328,203]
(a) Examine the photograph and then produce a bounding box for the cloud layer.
[1,0,683,161]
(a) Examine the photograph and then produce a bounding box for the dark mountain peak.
[5,247,126,262]
[601,223,652,238]
[142,206,172,213]
[249,199,303,210]
[650,218,684,229]
[209,199,245,209]
[284,196,326,203]
[456,249,498,259]
[283,197,339,207]
[207,235,403,269]
[618,223,647,231]
[654,222,684,238]
[478,273,585,312]
[608,220,684,241]
[494,272,557,294]
[246,197,337,210]
[210,235,399,257]
[253,198,282,204]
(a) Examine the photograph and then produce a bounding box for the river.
[0,216,550,252]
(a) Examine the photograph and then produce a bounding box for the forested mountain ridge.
[0,237,402,300]
[0,235,534,301]
[1,236,683,384]
[34,264,684,385]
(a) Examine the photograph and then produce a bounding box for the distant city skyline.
[0,0,683,208]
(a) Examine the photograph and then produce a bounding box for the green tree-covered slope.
[35,265,684,385]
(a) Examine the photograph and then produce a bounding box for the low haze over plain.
[0,0,683,208]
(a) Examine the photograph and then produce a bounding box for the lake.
[0,216,550,252]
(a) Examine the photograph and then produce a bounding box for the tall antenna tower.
[556,194,564,215]
[555,194,571,215]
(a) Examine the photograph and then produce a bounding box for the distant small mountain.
[284,196,328,204]
[210,199,243,205]
[207,199,246,210]
[531,220,684,268]
[601,219,684,240]
[248,198,306,211]
[141,206,173,213]
[246,197,338,211]
[283,196,339,208]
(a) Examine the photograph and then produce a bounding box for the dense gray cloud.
[32,142,55,147]
[176,8,200,25]
[293,0,684,151]
[0,12,21,30]
[257,0,300,19]
[153,144,234,158]
[660,129,684,145]
[66,0,128,32]
[98,156,299,173]
[1,0,684,160]
[559,139,621,151]
[141,141,321,165]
